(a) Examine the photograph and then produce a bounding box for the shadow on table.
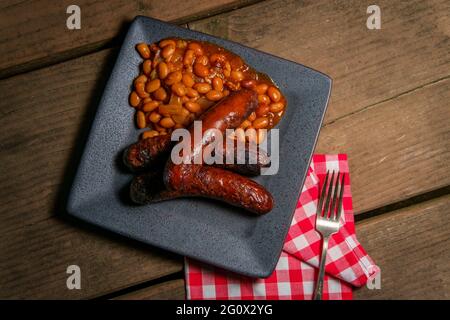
[51,20,183,264]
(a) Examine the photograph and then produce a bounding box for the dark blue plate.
[67,16,331,278]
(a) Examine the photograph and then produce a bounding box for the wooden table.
[1,0,449,299]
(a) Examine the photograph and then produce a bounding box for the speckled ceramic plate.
[67,16,331,278]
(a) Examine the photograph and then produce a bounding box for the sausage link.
[123,134,172,172]
[164,89,274,214]
[164,164,273,214]
[123,131,269,174]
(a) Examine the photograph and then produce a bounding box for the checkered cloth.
[185,154,379,300]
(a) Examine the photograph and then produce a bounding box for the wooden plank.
[0,42,448,298]
[0,49,182,299]
[1,0,449,297]
[316,78,450,214]
[113,279,185,300]
[354,195,450,299]
[0,0,260,78]
[111,196,450,300]
[189,0,450,124]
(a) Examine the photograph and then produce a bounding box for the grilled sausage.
[164,164,273,214]
[123,134,269,175]
[164,89,274,214]
[123,134,172,172]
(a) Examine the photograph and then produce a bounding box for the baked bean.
[241,79,256,89]
[142,97,152,105]
[167,62,183,73]
[134,74,148,84]
[253,117,269,129]
[136,43,151,59]
[224,62,231,77]
[194,63,210,77]
[158,104,182,117]
[142,60,152,75]
[153,123,167,133]
[145,79,161,93]
[160,117,176,128]
[131,38,287,136]
[159,39,176,48]
[212,77,223,92]
[172,83,186,97]
[176,39,187,49]
[267,86,281,102]
[136,111,146,129]
[239,120,252,129]
[135,81,149,98]
[183,49,195,66]
[225,81,240,91]
[153,87,167,101]
[255,104,270,117]
[165,71,182,85]
[194,83,212,94]
[129,91,141,107]
[209,53,226,66]
[254,83,268,95]
[230,70,244,82]
[152,57,160,69]
[187,42,203,56]
[182,73,195,87]
[197,55,209,66]
[206,90,223,101]
[142,130,159,139]
[158,62,169,79]
[186,87,200,98]
[149,111,162,123]
[142,101,159,112]
[172,107,190,125]
[269,102,284,113]
[161,44,175,60]
[258,94,271,105]
[184,101,201,113]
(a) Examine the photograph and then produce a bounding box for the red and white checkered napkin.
[185,154,380,300]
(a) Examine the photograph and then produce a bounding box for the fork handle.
[313,236,330,300]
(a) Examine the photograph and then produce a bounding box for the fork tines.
[317,171,346,221]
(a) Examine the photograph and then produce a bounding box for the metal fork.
[313,171,346,300]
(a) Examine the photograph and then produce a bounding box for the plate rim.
[66,15,332,278]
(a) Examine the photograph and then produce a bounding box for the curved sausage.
[164,164,273,214]
[123,134,172,172]
[164,89,274,214]
[123,134,269,175]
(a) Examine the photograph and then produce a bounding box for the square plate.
[67,16,331,278]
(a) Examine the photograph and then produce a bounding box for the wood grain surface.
[189,0,450,124]
[1,0,449,299]
[113,279,185,300]
[110,195,450,300]
[0,48,447,298]
[0,50,182,299]
[316,78,450,214]
[354,195,450,299]
[0,0,259,78]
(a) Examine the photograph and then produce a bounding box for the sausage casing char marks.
[163,89,274,214]
[123,132,270,175]
[126,37,287,215]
